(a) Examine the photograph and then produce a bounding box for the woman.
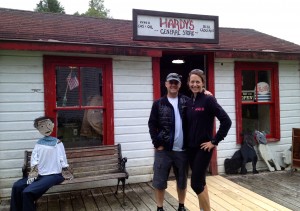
[184,69,232,211]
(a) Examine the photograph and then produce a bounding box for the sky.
[0,0,300,45]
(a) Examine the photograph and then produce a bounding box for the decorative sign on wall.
[133,9,219,43]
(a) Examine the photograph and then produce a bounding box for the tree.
[35,0,65,14]
[83,0,110,18]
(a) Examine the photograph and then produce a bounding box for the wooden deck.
[224,170,300,211]
[1,172,296,211]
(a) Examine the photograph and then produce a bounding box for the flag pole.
[62,68,74,106]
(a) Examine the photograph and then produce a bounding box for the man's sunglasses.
[168,80,179,85]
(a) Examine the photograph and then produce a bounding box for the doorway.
[160,54,206,97]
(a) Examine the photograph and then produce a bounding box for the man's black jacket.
[148,94,190,151]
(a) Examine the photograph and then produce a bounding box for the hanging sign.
[133,9,219,43]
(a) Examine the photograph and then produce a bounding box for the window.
[235,62,280,143]
[44,56,113,148]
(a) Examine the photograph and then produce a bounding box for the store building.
[0,8,300,198]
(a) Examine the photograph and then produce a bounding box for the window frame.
[234,62,280,144]
[43,56,114,145]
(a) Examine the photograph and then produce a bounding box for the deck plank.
[129,183,157,210]
[207,176,267,210]
[224,174,299,210]
[59,192,73,211]
[121,185,149,210]
[139,182,176,210]
[91,188,112,211]
[47,194,60,211]
[1,173,296,211]
[36,195,47,211]
[205,181,247,211]
[101,186,125,211]
[70,191,86,211]
[217,175,292,211]
[112,185,138,211]
[81,189,99,211]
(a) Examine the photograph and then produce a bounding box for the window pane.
[242,71,255,90]
[57,110,103,148]
[56,67,80,107]
[242,104,270,134]
[242,71,255,102]
[81,67,103,106]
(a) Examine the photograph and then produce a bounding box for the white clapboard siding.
[0,130,41,141]
[114,92,153,101]
[115,133,150,143]
[0,139,37,150]
[0,51,46,198]
[0,102,44,112]
[115,125,149,135]
[279,61,300,158]
[214,59,238,174]
[113,56,154,184]
[114,84,153,93]
[0,169,21,179]
[115,117,149,126]
[120,141,154,151]
[126,157,154,168]
[122,149,154,159]
[0,93,44,103]
[0,83,44,93]
[114,102,152,110]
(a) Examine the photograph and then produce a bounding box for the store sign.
[242,91,254,101]
[133,9,219,43]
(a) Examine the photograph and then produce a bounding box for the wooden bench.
[22,144,129,200]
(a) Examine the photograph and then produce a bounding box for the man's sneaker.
[178,206,186,211]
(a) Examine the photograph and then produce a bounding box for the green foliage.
[74,0,110,18]
[34,0,65,14]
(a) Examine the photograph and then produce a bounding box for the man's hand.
[27,165,38,184]
[204,89,213,96]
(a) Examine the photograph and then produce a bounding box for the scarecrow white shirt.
[30,142,69,176]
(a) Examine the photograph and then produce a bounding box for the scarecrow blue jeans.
[10,174,64,211]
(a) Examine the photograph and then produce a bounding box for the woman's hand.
[200,141,215,152]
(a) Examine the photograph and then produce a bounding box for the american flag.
[66,72,79,90]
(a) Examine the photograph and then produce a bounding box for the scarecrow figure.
[10,116,73,211]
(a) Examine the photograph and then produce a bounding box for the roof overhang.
[1,39,300,60]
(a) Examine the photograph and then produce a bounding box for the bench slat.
[61,172,128,184]
[22,144,128,188]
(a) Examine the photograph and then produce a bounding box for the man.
[148,73,189,211]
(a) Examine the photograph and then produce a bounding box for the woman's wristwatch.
[211,139,218,146]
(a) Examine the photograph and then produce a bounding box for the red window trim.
[43,55,114,145]
[235,62,280,144]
